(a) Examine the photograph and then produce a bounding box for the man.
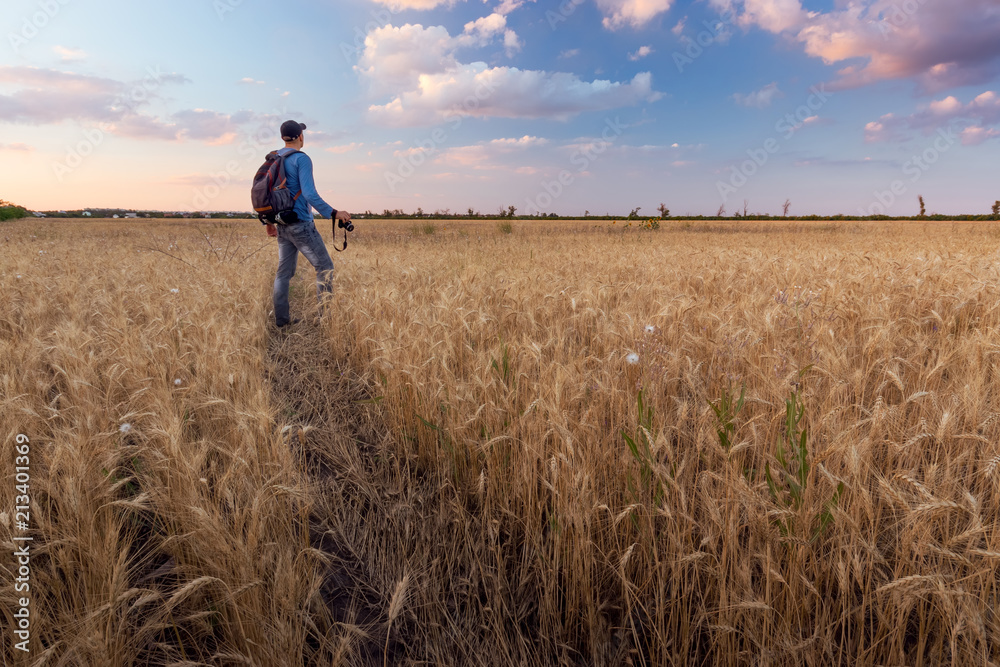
[267,119,352,328]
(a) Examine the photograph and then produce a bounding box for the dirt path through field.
[265,313,405,665]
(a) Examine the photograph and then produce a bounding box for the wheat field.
[2,218,1000,666]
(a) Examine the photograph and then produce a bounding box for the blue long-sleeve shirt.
[277,147,335,223]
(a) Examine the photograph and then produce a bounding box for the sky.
[1,0,999,216]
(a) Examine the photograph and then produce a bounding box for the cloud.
[458,12,523,55]
[0,66,191,130]
[369,65,658,125]
[108,114,181,141]
[356,24,459,95]
[719,0,1000,91]
[494,0,530,15]
[358,22,660,125]
[628,45,654,61]
[238,77,265,85]
[0,66,276,146]
[959,126,1000,146]
[864,90,1000,145]
[436,135,549,169]
[596,0,674,30]
[306,129,349,146]
[172,109,242,144]
[503,30,522,56]
[732,82,782,108]
[738,0,805,33]
[559,49,580,59]
[0,143,33,152]
[488,135,549,148]
[0,66,123,124]
[671,17,686,35]
[463,13,507,42]
[326,142,364,154]
[53,46,85,62]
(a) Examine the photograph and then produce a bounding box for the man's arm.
[295,153,336,219]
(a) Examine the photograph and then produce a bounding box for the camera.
[338,219,354,233]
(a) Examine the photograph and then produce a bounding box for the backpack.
[251,149,302,224]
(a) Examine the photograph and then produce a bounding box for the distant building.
[113,214,119,218]
[32,212,46,218]
[82,211,92,217]
[125,213,138,219]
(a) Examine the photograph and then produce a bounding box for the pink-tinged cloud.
[739,0,804,33]
[960,126,1000,146]
[327,142,363,154]
[597,0,674,30]
[53,46,86,62]
[108,115,180,141]
[172,109,243,144]
[0,67,275,145]
[435,135,547,169]
[0,66,123,124]
[864,90,1000,144]
[0,142,33,151]
[722,0,1000,91]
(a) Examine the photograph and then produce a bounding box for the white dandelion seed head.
[174,378,183,386]
[645,325,656,334]
[170,288,179,294]
[626,353,640,365]
[16,275,22,279]
[119,423,132,434]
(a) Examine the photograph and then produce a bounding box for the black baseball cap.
[280,120,307,141]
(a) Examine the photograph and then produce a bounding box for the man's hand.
[265,223,277,237]
[334,210,352,222]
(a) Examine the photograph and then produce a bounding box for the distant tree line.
[11,199,1000,222]
[0,199,28,221]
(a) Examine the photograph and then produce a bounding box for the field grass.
[2,218,1000,665]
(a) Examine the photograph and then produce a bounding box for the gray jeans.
[272,220,334,326]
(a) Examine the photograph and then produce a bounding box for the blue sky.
[2,0,999,216]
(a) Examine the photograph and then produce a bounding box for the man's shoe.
[276,318,303,328]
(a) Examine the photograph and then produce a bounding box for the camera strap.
[332,218,348,252]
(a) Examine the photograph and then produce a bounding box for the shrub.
[0,199,28,221]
